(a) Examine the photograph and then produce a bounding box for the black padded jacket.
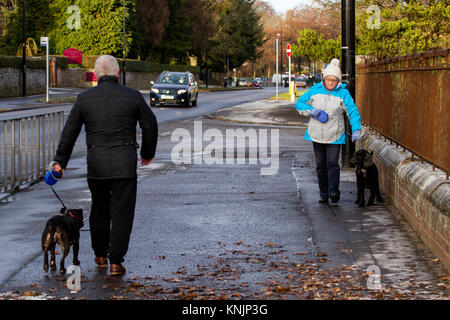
[54,76,158,179]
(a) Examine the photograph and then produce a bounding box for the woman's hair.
[94,55,119,78]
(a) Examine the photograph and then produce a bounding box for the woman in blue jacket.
[295,59,361,204]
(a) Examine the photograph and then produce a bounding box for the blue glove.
[310,108,320,117]
[352,130,361,142]
[316,110,328,123]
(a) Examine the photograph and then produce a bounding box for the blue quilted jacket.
[295,81,361,144]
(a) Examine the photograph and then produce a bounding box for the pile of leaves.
[1,241,448,300]
[110,242,450,300]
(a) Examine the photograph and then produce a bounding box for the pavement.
[0,88,82,113]
[0,97,448,302]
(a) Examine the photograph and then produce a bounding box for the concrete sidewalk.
[0,99,448,300]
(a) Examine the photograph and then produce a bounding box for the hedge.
[81,55,200,73]
[0,55,199,74]
[0,55,68,69]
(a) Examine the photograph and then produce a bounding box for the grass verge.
[269,90,307,100]
[34,96,77,104]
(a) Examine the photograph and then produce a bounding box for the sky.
[264,0,314,15]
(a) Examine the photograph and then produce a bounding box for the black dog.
[42,208,83,274]
[349,150,383,207]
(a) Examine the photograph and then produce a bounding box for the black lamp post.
[22,0,26,96]
[122,0,126,86]
[341,0,356,167]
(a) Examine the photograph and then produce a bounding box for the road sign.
[286,44,291,57]
[40,37,48,47]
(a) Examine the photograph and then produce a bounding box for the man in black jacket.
[53,55,158,276]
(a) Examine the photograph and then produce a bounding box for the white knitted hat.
[322,58,342,82]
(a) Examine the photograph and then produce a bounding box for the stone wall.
[1,67,203,96]
[361,129,450,271]
[0,67,46,98]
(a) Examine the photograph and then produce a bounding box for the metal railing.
[1,111,65,193]
[356,49,449,178]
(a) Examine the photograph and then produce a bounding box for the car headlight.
[151,88,159,93]
[178,89,187,95]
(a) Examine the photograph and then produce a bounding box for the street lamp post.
[275,37,279,100]
[280,25,283,77]
[341,0,356,168]
[22,0,26,97]
[122,0,126,86]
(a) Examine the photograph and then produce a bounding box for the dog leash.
[49,185,67,210]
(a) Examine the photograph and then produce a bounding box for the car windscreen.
[157,74,187,85]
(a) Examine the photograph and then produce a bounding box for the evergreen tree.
[209,0,265,72]
[135,0,169,60]
[356,0,450,58]
[156,0,192,64]
[0,0,53,55]
[48,0,132,56]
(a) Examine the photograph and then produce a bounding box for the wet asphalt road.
[0,95,448,301]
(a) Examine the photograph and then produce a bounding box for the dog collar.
[68,212,79,222]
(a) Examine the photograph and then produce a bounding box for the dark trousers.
[312,142,341,198]
[87,177,137,264]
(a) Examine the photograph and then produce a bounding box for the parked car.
[250,78,263,88]
[150,71,198,107]
[294,76,307,88]
[236,78,248,87]
[284,76,296,87]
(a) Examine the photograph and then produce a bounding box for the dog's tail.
[41,222,57,251]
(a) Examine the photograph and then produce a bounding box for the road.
[0,86,289,191]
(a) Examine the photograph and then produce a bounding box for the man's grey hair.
[94,55,119,79]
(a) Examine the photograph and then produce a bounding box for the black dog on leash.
[42,208,83,274]
[349,150,383,207]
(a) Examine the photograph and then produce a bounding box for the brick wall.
[362,131,450,272]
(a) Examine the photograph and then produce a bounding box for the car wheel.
[192,93,198,106]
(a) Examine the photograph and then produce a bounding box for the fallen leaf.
[129,282,143,288]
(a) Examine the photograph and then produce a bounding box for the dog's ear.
[370,151,374,157]
[59,208,66,215]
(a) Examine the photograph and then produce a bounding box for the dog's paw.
[60,268,66,274]
[50,261,57,271]
[73,260,80,266]
[43,265,49,273]
[358,202,366,207]
[367,201,375,206]
[377,197,383,203]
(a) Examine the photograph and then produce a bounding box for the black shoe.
[318,196,328,203]
[330,192,340,203]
